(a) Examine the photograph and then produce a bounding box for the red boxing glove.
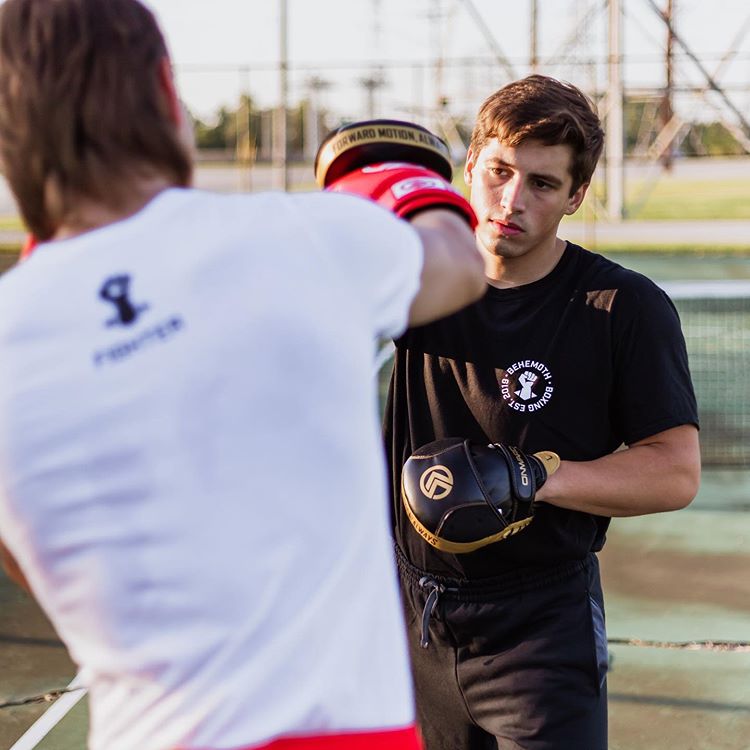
[328,162,477,229]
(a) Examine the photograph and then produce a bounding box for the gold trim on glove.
[533,450,561,475]
[401,484,534,554]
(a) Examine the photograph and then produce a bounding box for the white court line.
[9,673,87,750]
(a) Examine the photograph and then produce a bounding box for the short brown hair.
[0,0,192,240]
[469,75,604,194]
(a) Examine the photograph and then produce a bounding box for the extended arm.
[315,118,485,327]
[535,423,700,517]
[407,208,484,326]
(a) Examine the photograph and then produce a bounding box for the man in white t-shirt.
[0,2,484,749]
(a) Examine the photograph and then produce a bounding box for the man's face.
[464,138,587,261]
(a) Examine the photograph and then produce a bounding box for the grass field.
[604,177,750,221]
[2,163,749,224]
[449,172,750,223]
[577,175,750,221]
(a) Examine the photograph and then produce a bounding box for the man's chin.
[481,234,526,259]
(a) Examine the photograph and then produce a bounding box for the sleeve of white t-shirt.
[290,192,423,340]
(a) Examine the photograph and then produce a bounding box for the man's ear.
[564,182,589,215]
[464,147,476,187]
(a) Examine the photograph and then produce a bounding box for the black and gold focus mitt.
[401,438,560,553]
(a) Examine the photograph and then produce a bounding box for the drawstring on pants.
[419,576,445,649]
[396,542,591,652]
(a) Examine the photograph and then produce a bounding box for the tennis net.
[660,281,750,467]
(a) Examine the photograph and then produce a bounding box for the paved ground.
[602,493,750,750]
[561,218,750,250]
[3,217,750,254]
[2,471,748,750]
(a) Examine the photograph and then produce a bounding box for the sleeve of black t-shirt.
[610,275,699,445]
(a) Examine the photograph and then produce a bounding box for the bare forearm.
[536,425,700,517]
[408,209,485,325]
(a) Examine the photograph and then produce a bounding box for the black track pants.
[396,549,609,750]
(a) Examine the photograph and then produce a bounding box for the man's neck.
[53,176,176,242]
[484,236,567,289]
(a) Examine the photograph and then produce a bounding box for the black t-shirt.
[384,242,699,578]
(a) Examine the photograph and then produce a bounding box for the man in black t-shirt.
[384,76,701,750]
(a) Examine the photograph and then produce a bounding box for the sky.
[143,0,750,125]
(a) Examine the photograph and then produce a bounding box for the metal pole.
[530,0,539,73]
[644,0,750,138]
[273,0,289,191]
[238,66,253,191]
[430,0,445,134]
[660,0,675,170]
[606,0,624,222]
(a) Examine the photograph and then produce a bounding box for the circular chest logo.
[419,465,454,500]
[500,360,555,413]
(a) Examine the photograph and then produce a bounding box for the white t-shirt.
[0,188,423,750]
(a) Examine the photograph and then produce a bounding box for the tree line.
[191,95,746,162]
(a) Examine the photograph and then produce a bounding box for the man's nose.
[500,176,525,212]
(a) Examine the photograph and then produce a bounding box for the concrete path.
[2,219,749,256]
[561,218,750,248]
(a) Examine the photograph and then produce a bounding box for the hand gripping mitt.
[401,438,560,553]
